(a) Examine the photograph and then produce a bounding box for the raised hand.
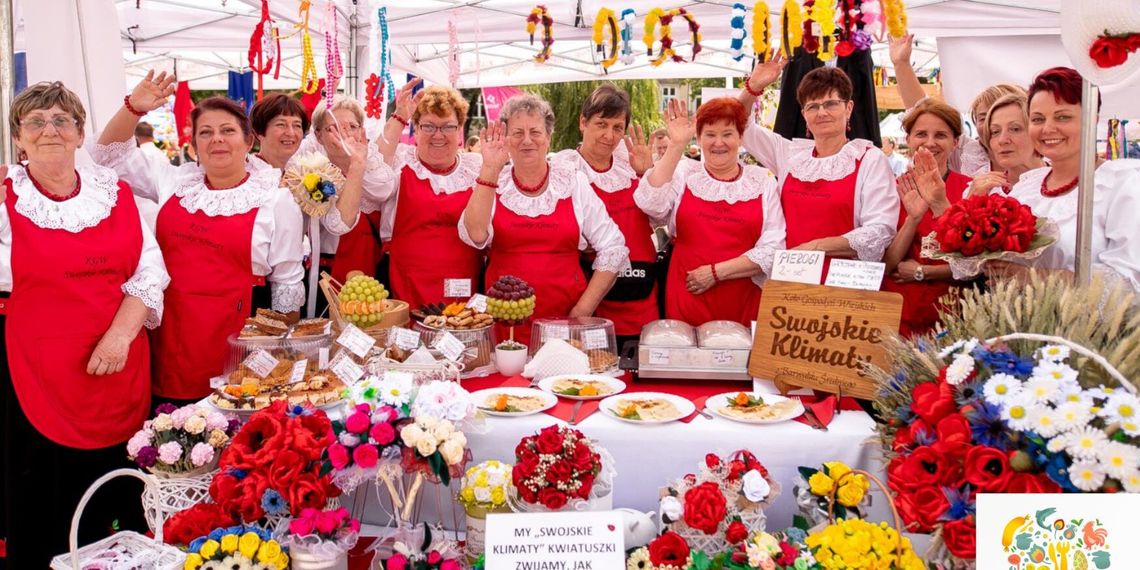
[334,127,370,172]
[624,124,653,175]
[663,98,695,148]
[896,170,929,219]
[888,33,914,66]
[480,121,509,172]
[912,147,949,213]
[394,78,423,120]
[128,70,177,114]
[745,51,787,94]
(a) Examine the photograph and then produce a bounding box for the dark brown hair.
[250,93,310,136]
[190,96,252,138]
[580,83,631,126]
[796,67,853,106]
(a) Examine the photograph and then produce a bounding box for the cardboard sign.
[824,259,887,291]
[770,250,825,285]
[748,281,902,399]
[484,511,625,570]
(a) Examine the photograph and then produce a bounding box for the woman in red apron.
[371,82,483,310]
[461,93,630,347]
[636,98,786,326]
[553,83,659,342]
[740,57,899,282]
[882,99,972,336]
[95,76,305,404]
[2,81,168,567]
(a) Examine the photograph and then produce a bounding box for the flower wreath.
[526,5,555,63]
[729,3,748,62]
[780,0,803,57]
[1090,31,1140,69]
[283,152,346,217]
[619,9,637,65]
[883,0,908,38]
[835,0,875,58]
[644,7,702,67]
[812,0,838,61]
[592,7,620,70]
[752,1,772,63]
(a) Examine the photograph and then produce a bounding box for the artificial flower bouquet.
[399,415,469,485]
[285,506,361,566]
[379,524,464,570]
[183,525,289,570]
[127,403,239,475]
[658,451,779,554]
[920,193,1057,278]
[324,403,403,490]
[510,424,610,512]
[284,151,345,217]
[626,528,813,570]
[794,461,870,527]
[458,460,513,513]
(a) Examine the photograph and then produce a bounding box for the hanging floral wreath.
[835,0,875,57]
[753,1,772,63]
[883,0,908,38]
[526,5,555,63]
[814,0,838,61]
[619,9,637,65]
[729,3,748,61]
[1090,31,1140,69]
[780,0,803,57]
[592,7,620,70]
[644,7,702,66]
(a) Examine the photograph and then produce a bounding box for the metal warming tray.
[630,320,753,381]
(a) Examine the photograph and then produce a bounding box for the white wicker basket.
[670,508,767,554]
[141,466,217,534]
[50,468,186,570]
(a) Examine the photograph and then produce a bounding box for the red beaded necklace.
[577,149,613,173]
[705,164,743,183]
[512,163,550,194]
[204,172,251,191]
[25,168,81,202]
[1040,169,1079,198]
[420,156,459,176]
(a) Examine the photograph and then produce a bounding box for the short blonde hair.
[413,86,469,127]
[311,96,365,132]
[979,93,1031,150]
[499,93,556,134]
[969,84,1025,126]
[10,81,87,137]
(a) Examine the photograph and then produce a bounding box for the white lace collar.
[787,138,875,182]
[172,162,280,216]
[684,163,776,204]
[397,144,480,194]
[555,148,638,193]
[9,163,120,233]
[496,160,577,218]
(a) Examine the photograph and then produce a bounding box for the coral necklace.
[512,163,550,194]
[421,156,458,176]
[1040,169,1079,198]
[25,168,80,202]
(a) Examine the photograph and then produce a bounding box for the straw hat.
[1060,0,1140,86]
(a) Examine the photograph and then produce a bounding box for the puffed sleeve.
[320,199,358,236]
[121,208,171,329]
[633,166,684,223]
[741,121,795,179]
[266,193,306,312]
[89,141,178,203]
[457,200,495,250]
[845,149,900,262]
[360,142,398,211]
[572,173,630,273]
[744,182,787,286]
[1095,161,1140,292]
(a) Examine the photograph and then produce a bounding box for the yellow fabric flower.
[184,553,204,570]
[220,533,239,554]
[199,539,220,559]
[490,486,506,505]
[258,540,283,564]
[461,486,476,503]
[836,481,866,507]
[808,471,835,496]
[310,190,324,201]
[274,552,291,570]
[238,531,262,560]
[822,461,851,481]
[302,172,321,191]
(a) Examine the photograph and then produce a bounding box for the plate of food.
[705,391,805,424]
[599,392,694,425]
[538,374,626,400]
[206,371,347,418]
[470,387,557,417]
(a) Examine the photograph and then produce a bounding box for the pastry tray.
[624,341,752,381]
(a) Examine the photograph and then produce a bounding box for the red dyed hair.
[1028,66,1100,113]
[695,97,748,135]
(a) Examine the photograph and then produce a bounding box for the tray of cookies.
[411,301,496,377]
[210,338,347,416]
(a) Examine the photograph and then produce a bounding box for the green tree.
[518,79,662,152]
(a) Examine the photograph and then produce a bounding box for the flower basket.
[508,427,616,514]
[809,469,925,569]
[140,462,217,534]
[51,469,185,570]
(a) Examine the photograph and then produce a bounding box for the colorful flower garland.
[835,0,874,57]
[526,5,555,63]
[297,1,320,95]
[813,0,838,61]
[753,2,772,63]
[592,7,620,70]
[729,3,748,61]
[780,0,803,57]
[644,7,702,66]
[619,9,637,65]
[1090,31,1140,69]
[883,0,908,38]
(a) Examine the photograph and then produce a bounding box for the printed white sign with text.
[484,511,624,570]
[770,250,825,285]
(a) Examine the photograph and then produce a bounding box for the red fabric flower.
[725,520,748,544]
[370,421,396,446]
[943,516,977,559]
[911,381,957,425]
[932,414,972,458]
[287,473,330,516]
[683,482,728,535]
[890,446,960,491]
[426,551,442,565]
[570,442,598,473]
[546,460,574,485]
[266,449,307,490]
[162,503,236,547]
[964,446,1014,492]
[894,486,950,533]
[705,453,722,469]
[235,473,270,522]
[535,425,566,454]
[777,541,799,566]
[648,532,690,567]
[1005,472,1062,494]
[353,444,379,469]
[892,418,931,452]
[576,473,596,499]
[327,443,350,470]
[835,40,855,57]
[538,488,569,510]
[1090,36,1131,68]
[221,405,287,470]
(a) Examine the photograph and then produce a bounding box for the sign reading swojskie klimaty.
[484,511,624,570]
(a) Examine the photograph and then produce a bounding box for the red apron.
[152,197,260,399]
[666,186,766,326]
[4,181,150,448]
[388,168,482,309]
[882,171,971,336]
[591,178,660,336]
[486,193,586,347]
[781,154,863,282]
[329,210,384,284]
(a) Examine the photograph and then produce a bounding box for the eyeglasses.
[802,99,848,115]
[417,123,460,135]
[20,116,79,134]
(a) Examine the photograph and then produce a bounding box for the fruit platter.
[319,271,409,343]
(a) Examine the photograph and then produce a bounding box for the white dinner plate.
[538,374,627,400]
[599,392,695,425]
[470,387,557,417]
[205,395,346,421]
[704,391,805,424]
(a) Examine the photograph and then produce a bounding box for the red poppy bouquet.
[510,425,608,511]
[1090,32,1140,69]
[922,193,1057,278]
[324,403,403,491]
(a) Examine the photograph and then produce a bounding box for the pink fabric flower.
[157,441,183,465]
[328,443,351,470]
[170,406,194,429]
[353,444,379,469]
[386,553,408,570]
[345,412,371,434]
[289,515,316,537]
[205,412,229,431]
[370,422,396,446]
[427,551,442,565]
[440,560,461,570]
[189,442,215,467]
[126,431,152,457]
[315,510,339,534]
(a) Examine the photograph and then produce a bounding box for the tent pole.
[347,2,358,99]
[73,0,100,131]
[1074,79,1098,286]
[0,0,15,163]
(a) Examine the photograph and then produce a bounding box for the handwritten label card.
[485,511,624,570]
[467,294,488,313]
[648,348,670,366]
[543,325,570,342]
[582,329,608,350]
[289,359,309,384]
[434,331,467,362]
[770,250,825,285]
[445,278,472,298]
[336,324,376,358]
[390,327,422,351]
[712,350,733,365]
[243,349,279,378]
[824,259,887,291]
[329,352,364,384]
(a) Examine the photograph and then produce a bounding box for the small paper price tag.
[543,325,570,342]
[336,324,376,358]
[712,350,733,365]
[243,349,279,378]
[434,331,467,362]
[209,375,226,389]
[771,250,826,285]
[648,348,670,366]
[319,347,330,369]
[289,359,309,384]
[467,294,488,313]
[329,352,364,383]
[391,327,422,351]
[445,278,473,298]
[582,328,608,350]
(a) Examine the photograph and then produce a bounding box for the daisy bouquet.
[182,525,289,570]
[127,403,240,475]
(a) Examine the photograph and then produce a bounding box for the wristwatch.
[914,265,926,281]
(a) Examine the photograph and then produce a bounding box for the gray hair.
[499,93,556,135]
[310,96,365,132]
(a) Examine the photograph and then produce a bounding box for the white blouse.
[457,160,632,274]
[1,163,170,328]
[550,146,639,194]
[634,162,786,285]
[377,143,482,241]
[741,123,899,261]
[91,141,306,313]
[1001,160,1140,291]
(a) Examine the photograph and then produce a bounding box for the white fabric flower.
[938,338,979,359]
[1121,470,1140,493]
[1027,407,1062,438]
[183,415,207,435]
[1121,420,1140,437]
[294,151,331,171]
[378,373,414,407]
[152,414,173,431]
[1046,433,1071,454]
[1097,441,1140,479]
[401,424,425,447]
[1069,460,1106,492]
[1066,426,1110,461]
[1056,388,1094,409]
[659,496,683,522]
[1024,376,1062,404]
[1100,393,1140,426]
[747,543,772,566]
[983,374,1023,406]
[440,439,465,465]
[431,422,455,441]
[1053,402,1093,433]
[474,486,492,503]
[742,469,771,502]
[416,437,439,457]
[339,432,362,447]
[412,381,475,423]
[1038,344,1071,363]
[945,353,976,386]
[1032,361,1078,386]
[1001,395,1037,432]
